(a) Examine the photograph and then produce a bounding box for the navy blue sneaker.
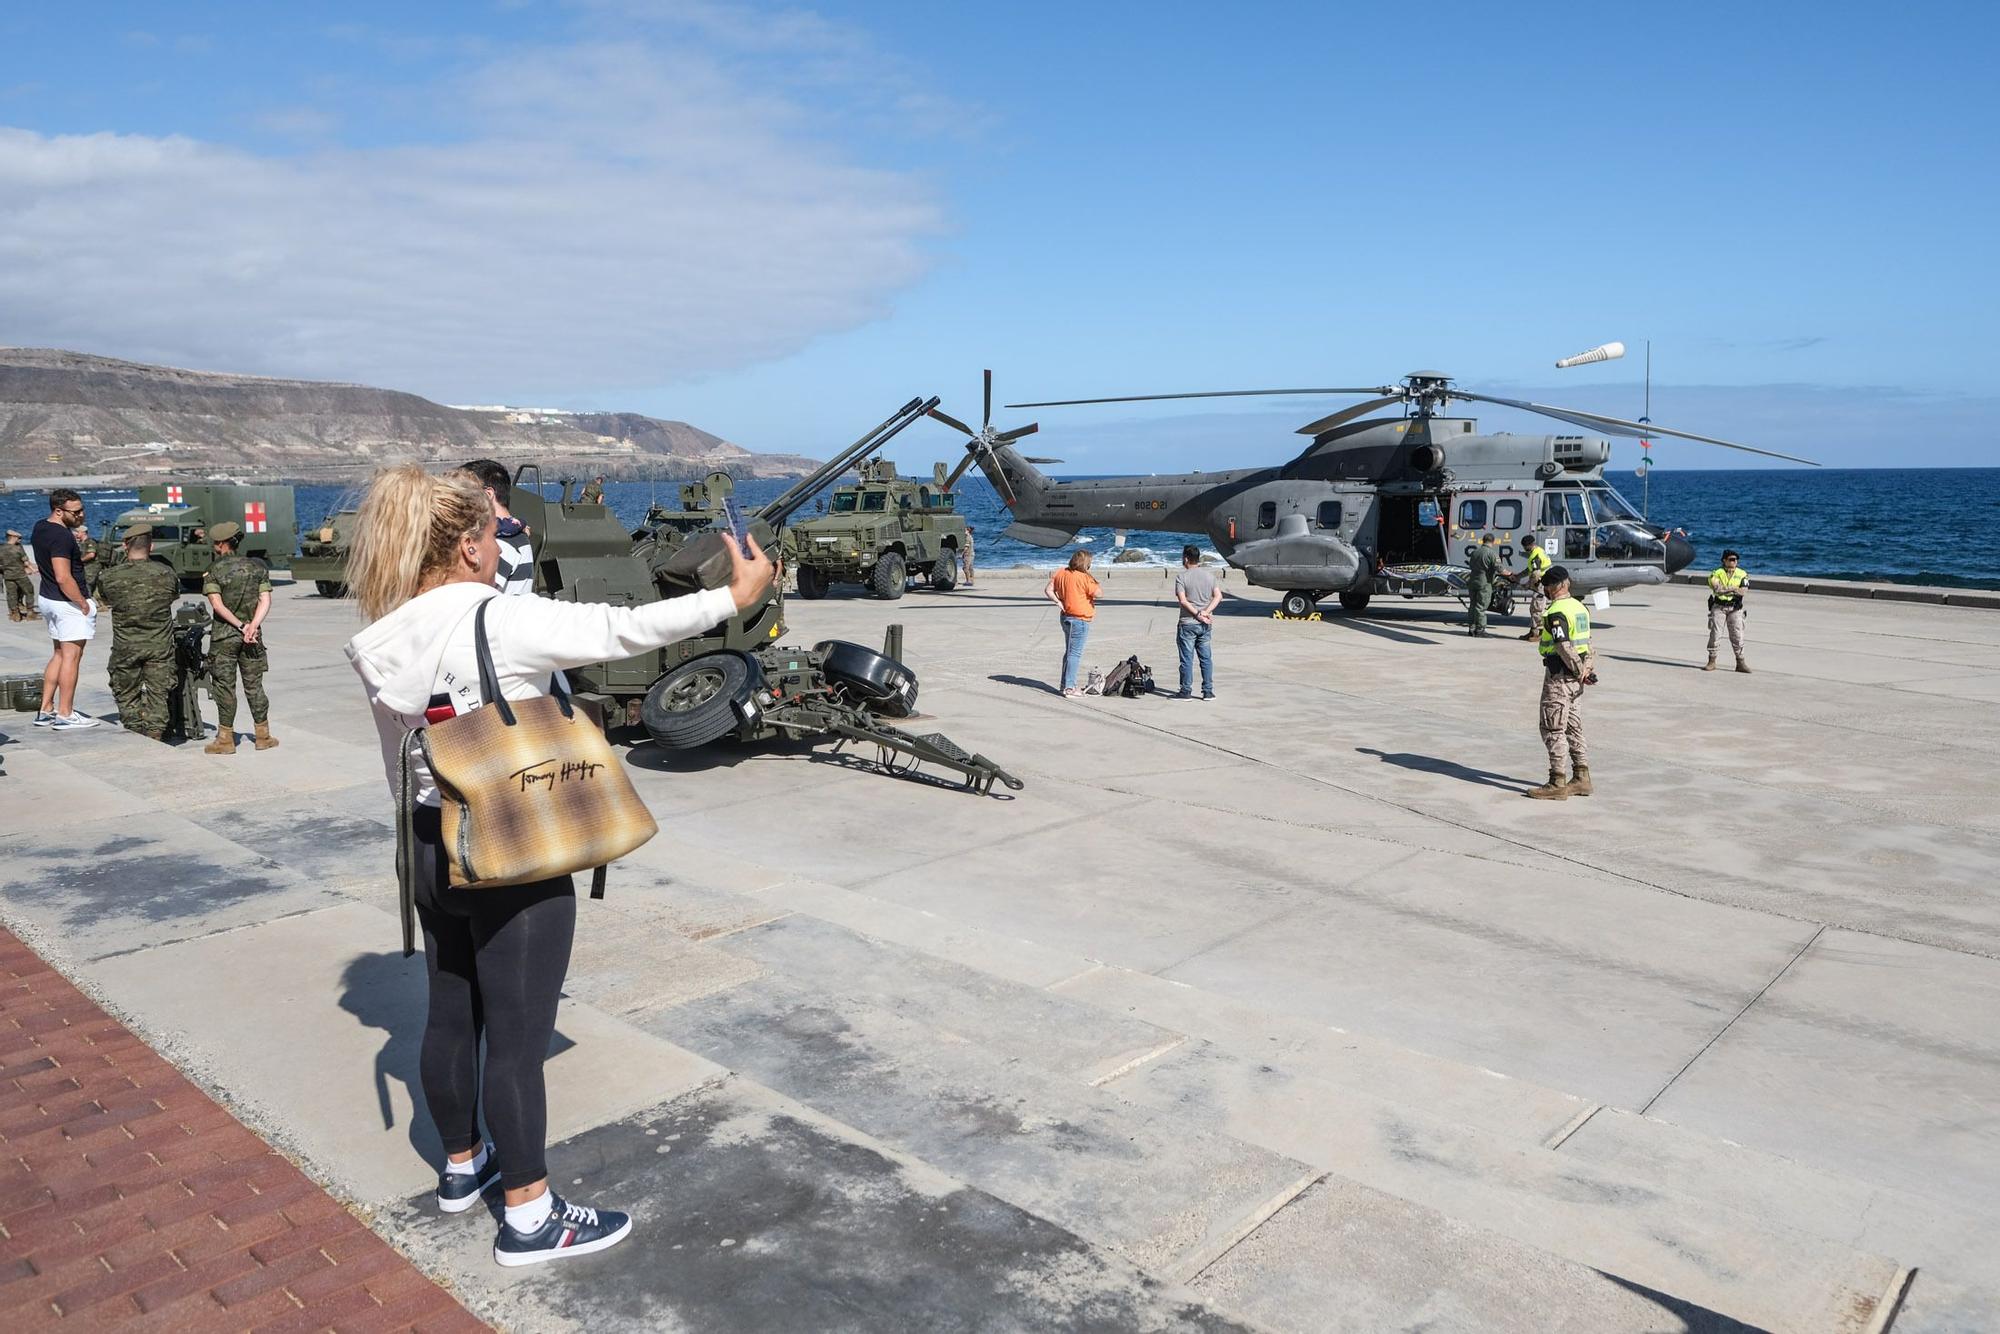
[494,1193,633,1266]
[437,1148,497,1214]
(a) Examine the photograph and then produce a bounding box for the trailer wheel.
[642,653,749,749]
[796,564,828,600]
[929,559,957,591]
[1338,588,1372,613]
[1280,590,1317,618]
[871,552,907,600]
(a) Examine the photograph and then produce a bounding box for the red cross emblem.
[166,486,184,504]
[244,502,268,534]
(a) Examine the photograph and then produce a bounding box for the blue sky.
[3,0,1995,470]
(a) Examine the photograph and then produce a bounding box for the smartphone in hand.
[721,496,749,549]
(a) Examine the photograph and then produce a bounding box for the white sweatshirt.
[344,580,737,806]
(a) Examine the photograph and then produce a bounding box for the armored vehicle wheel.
[314,580,346,599]
[796,564,828,600]
[1280,590,1317,618]
[929,559,957,591]
[816,639,918,718]
[871,552,907,600]
[642,653,750,749]
[1338,588,1372,613]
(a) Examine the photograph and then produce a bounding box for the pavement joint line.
[1044,962,1107,992]
[1541,1103,1603,1150]
[83,900,352,963]
[1167,1168,1330,1286]
[1087,1035,1190,1088]
[1640,923,1828,1117]
[1861,1266,1917,1334]
[695,909,797,942]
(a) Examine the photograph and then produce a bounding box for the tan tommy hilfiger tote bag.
[394,597,656,952]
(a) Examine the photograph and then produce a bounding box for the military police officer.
[202,521,279,754]
[1514,533,1552,640]
[1526,564,1596,800]
[1465,532,1502,636]
[1705,549,1750,674]
[1,531,36,621]
[94,524,179,739]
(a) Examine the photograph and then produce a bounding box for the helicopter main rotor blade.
[1007,387,1398,408]
[943,448,980,491]
[983,369,993,429]
[1295,394,1406,437]
[1448,391,1821,466]
[995,422,1039,443]
[928,407,976,437]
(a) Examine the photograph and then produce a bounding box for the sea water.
[6,468,1995,590]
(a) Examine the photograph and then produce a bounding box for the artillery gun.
[511,396,1022,795]
[782,458,969,599]
[166,601,212,743]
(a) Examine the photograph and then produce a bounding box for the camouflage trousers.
[4,575,33,618]
[1539,671,1587,777]
[107,642,174,738]
[210,638,270,728]
[1528,586,1549,630]
[1707,604,1746,658]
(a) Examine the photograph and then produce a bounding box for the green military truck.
[293,508,358,597]
[784,458,967,600]
[95,483,298,590]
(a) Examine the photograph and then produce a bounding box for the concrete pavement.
[0,566,1995,1331]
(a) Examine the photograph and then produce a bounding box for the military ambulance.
[95,483,298,590]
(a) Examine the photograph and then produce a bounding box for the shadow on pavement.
[1356,747,1534,793]
[987,673,1062,696]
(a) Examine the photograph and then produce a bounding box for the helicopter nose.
[1664,532,1695,574]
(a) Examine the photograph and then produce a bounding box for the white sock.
[443,1144,489,1177]
[505,1191,554,1234]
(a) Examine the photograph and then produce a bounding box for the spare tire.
[642,653,753,749]
[816,639,918,718]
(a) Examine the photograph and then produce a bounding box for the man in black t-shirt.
[30,488,100,728]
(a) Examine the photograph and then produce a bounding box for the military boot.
[1524,770,1570,800]
[205,730,237,755]
[1563,765,1593,797]
[1703,657,1717,671]
[254,721,280,751]
[1735,659,1752,674]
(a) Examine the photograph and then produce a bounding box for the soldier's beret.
[122,523,154,541]
[209,521,242,542]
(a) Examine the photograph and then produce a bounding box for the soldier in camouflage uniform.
[94,524,179,739]
[1,531,35,621]
[77,529,100,599]
[202,521,279,754]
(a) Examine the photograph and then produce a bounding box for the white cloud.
[0,30,945,400]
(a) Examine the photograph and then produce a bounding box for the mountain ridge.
[0,348,820,482]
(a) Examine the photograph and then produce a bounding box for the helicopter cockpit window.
[1257,501,1276,529]
[1494,499,1522,530]
[1457,499,1487,529]
[1316,501,1342,529]
[1585,483,1644,523]
[862,492,887,512]
[830,493,858,513]
[1593,522,1667,564]
[1544,490,1588,527]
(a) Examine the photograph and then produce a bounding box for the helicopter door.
[1452,493,1527,570]
[1541,489,1592,561]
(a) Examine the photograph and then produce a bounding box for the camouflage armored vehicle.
[634,472,734,552]
[293,507,358,598]
[783,458,967,600]
[95,483,298,590]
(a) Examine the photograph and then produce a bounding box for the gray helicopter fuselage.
[982,416,1692,599]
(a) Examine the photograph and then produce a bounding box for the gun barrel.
[756,396,938,528]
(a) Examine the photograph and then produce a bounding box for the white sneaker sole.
[437,1167,499,1214]
[493,1216,634,1266]
[53,718,100,730]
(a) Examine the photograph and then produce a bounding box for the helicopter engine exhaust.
[1410,444,1446,472]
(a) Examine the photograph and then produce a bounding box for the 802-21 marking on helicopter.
[926,368,1816,620]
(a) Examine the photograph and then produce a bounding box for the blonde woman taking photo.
[343,466,772,1267]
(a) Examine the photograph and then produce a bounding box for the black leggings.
[411,805,576,1192]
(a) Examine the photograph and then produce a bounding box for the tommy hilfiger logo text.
[509,758,607,793]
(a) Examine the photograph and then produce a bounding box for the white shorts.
[38,595,96,643]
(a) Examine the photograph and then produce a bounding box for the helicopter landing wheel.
[1338,588,1372,614]
[1280,591,1318,619]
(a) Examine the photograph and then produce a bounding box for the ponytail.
[347,466,492,621]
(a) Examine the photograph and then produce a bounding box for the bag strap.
[395,726,420,958]
[591,865,607,900]
[472,596,572,724]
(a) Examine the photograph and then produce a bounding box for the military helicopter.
[928,369,1815,617]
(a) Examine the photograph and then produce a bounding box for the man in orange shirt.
[1044,550,1100,696]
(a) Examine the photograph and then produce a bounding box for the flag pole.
[1641,339,1652,520]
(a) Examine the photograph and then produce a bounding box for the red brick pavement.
[0,927,489,1331]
